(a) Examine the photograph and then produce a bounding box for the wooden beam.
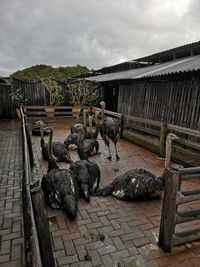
[159,122,167,157]
[173,228,200,246]
[176,191,200,205]
[31,183,55,267]
[158,169,181,252]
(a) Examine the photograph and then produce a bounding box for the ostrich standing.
[37,121,73,163]
[99,101,120,160]
[41,127,79,220]
[93,133,179,201]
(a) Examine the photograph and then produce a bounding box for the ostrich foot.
[116,155,120,161]
[107,156,112,160]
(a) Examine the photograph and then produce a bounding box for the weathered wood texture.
[0,83,15,118]
[21,108,42,267]
[117,72,200,130]
[1,78,74,118]
[158,169,180,252]
[159,165,200,252]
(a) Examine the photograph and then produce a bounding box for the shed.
[86,41,200,130]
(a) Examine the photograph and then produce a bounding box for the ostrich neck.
[101,106,105,120]
[40,125,44,145]
[77,129,83,147]
[89,117,92,133]
[164,138,172,170]
[83,112,86,127]
[48,129,57,168]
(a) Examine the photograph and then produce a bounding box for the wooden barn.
[86,41,200,130]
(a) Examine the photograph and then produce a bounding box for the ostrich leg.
[113,140,120,160]
[104,136,112,160]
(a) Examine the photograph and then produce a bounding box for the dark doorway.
[103,82,119,112]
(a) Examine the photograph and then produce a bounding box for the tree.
[66,80,102,106]
[41,78,64,106]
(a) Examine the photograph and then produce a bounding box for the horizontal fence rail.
[21,107,55,267]
[21,105,200,167]
[21,107,42,267]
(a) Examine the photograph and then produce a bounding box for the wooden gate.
[159,165,200,252]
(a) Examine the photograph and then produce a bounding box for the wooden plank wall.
[117,72,200,130]
[1,79,72,118]
[0,83,14,118]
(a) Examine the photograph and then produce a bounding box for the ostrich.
[63,110,88,150]
[76,124,99,160]
[86,112,99,139]
[37,121,73,163]
[99,101,120,160]
[93,133,179,201]
[71,108,87,134]
[41,127,79,220]
[70,159,100,202]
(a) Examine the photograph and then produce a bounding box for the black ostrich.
[86,113,100,139]
[70,159,100,202]
[71,109,87,134]
[93,133,179,201]
[37,121,73,163]
[76,124,99,160]
[64,110,88,150]
[99,101,120,160]
[41,127,79,220]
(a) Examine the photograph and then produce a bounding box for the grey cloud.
[0,0,199,76]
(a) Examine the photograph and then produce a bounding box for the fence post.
[159,122,167,157]
[31,183,55,267]
[158,168,180,252]
[120,114,124,138]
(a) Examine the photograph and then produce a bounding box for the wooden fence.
[159,165,200,252]
[21,107,55,267]
[0,78,76,119]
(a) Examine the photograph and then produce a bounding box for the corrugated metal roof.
[86,55,200,82]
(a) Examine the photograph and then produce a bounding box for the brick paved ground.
[0,121,25,267]
[31,122,200,267]
[4,121,200,267]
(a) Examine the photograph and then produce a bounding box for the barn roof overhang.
[86,55,200,83]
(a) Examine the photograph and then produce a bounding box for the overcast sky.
[0,0,200,76]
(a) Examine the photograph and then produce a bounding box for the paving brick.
[98,245,116,255]
[53,236,64,251]
[30,122,200,267]
[57,254,78,265]
[64,240,76,256]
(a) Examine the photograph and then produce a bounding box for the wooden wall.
[117,72,200,130]
[0,83,14,118]
[0,79,73,118]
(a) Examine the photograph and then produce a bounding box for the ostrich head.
[100,101,105,109]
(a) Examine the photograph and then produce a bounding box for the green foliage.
[10,89,28,107]
[66,80,102,106]
[11,64,90,80]
[41,78,64,106]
